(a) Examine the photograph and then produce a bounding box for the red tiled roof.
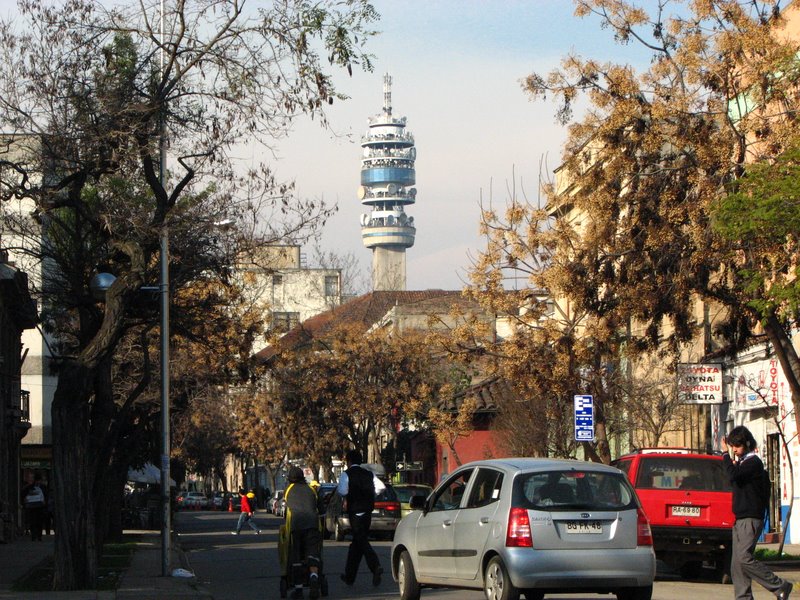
[254,290,462,362]
[439,375,516,413]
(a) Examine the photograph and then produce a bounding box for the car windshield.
[395,487,430,503]
[635,456,732,492]
[513,470,637,511]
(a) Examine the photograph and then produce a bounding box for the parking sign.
[574,394,594,441]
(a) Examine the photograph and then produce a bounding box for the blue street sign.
[574,394,594,441]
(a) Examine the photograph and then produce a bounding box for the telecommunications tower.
[358,74,417,291]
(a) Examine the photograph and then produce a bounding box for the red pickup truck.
[612,448,734,581]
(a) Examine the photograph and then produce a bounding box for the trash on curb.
[171,567,195,578]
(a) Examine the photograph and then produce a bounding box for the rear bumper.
[651,526,731,556]
[505,547,656,589]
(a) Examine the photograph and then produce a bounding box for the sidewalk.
[0,530,212,600]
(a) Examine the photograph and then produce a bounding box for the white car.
[391,458,656,600]
[182,491,209,510]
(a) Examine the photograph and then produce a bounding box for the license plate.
[564,520,602,534]
[672,505,701,517]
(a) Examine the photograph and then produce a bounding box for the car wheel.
[616,585,653,600]
[484,556,520,600]
[398,550,421,600]
[334,519,345,542]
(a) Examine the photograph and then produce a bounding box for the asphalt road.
[174,510,798,600]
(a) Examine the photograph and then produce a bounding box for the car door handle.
[480,517,490,524]
[443,519,452,526]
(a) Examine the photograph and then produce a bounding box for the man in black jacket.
[722,426,792,600]
[336,449,385,587]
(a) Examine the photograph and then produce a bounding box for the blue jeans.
[235,512,260,533]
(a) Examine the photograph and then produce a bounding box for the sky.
[269,0,647,292]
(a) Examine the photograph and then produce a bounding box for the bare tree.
[0,0,376,588]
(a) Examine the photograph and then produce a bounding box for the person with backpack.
[231,488,261,535]
[21,473,47,541]
[722,426,792,600]
[283,467,322,599]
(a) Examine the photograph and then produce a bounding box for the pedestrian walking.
[336,449,384,587]
[21,473,47,541]
[722,426,792,600]
[231,488,261,535]
[283,466,323,599]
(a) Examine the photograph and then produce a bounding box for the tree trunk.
[52,362,97,590]
[763,314,800,437]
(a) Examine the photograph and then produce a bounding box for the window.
[272,274,283,286]
[513,470,636,511]
[324,275,339,297]
[272,311,299,333]
[431,469,474,512]
[466,468,503,508]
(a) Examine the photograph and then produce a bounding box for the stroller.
[278,499,329,598]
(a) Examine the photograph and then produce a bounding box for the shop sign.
[678,363,722,404]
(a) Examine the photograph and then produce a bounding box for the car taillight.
[506,507,533,547]
[375,501,401,514]
[637,507,653,546]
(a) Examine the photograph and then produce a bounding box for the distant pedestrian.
[722,426,792,600]
[231,488,261,535]
[284,466,322,599]
[21,473,47,541]
[336,449,384,587]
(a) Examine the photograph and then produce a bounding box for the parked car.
[325,483,401,541]
[181,491,210,510]
[391,458,656,600]
[270,489,284,514]
[612,448,734,581]
[394,484,433,518]
[211,491,226,510]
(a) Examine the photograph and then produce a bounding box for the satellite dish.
[360,214,368,226]
[357,186,367,200]
[387,183,397,195]
[409,188,417,197]
[387,215,395,225]
[398,213,407,224]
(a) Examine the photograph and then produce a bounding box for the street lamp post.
[159,0,171,577]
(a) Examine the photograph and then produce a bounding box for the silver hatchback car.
[391,458,655,600]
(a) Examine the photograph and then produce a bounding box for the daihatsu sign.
[678,363,723,404]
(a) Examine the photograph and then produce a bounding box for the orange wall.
[435,430,502,482]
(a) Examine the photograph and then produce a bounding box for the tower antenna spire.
[383,73,392,116]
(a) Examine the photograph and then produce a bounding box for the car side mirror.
[410,494,426,511]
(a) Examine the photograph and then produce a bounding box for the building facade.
[0,252,37,541]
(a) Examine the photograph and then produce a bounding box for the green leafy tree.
[469,1,800,462]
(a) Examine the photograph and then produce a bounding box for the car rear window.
[395,487,431,503]
[512,470,637,511]
[634,456,731,492]
[376,486,398,502]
